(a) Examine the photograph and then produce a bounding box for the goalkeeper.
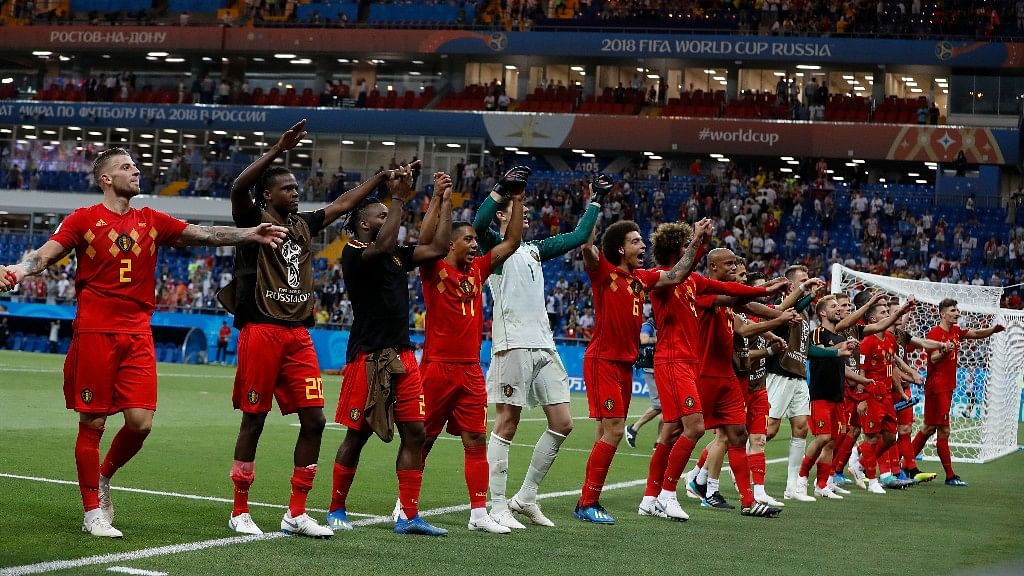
[472,169,605,529]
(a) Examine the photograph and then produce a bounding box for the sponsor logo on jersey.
[81,388,94,404]
[247,389,260,405]
[95,219,107,227]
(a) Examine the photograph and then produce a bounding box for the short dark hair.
[746,271,766,286]
[815,294,836,317]
[649,222,693,267]
[865,302,888,322]
[852,289,874,308]
[255,166,292,208]
[345,196,383,234]
[92,147,131,184]
[938,298,958,313]
[601,220,640,266]
[451,220,474,235]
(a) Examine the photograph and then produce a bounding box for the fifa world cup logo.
[280,239,302,289]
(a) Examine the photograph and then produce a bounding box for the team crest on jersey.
[114,233,135,253]
[867,421,875,430]
[350,408,361,421]
[818,419,826,430]
[459,277,475,296]
[247,390,260,405]
[80,388,94,404]
[604,398,615,411]
[502,385,514,398]
[684,396,695,408]
[629,279,643,295]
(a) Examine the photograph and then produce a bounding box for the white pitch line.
[0,473,380,518]
[107,567,168,576]
[0,366,234,379]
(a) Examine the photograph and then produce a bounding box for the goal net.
[830,264,1023,464]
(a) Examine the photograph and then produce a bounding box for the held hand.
[250,223,287,248]
[801,277,824,293]
[770,339,787,355]
[778,309,799,325]
[493,165,531,198]
[431,172,450,196]
[857,400,868,416]
[692,218,714,243]
[992,324,1006,334]
[0,265,19,291]
[275,119,308,152]
[387,163,418,203]
[868,291,886,306]
[764,276,790,296]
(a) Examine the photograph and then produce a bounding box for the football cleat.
[656,492,689,521]
[625,425,638,449]
[688,478,708,502]
[896,471,918,486]
[784,477,816,502]
[391,498,402,522]
[281,512,333,539]
[945,475,969,487]
[847,463,867,490]
[228,512,263,535]
[867,479,887,494]
[832,473,854,486]
[325,508,353,531]
[491,508,527,530]
[82,513,123,538]
[754,492,785,507]
[827,478,852,495]
[98,475,114,524]
[574,503,616,524]
[702,491,735,510]
[394,515,448,536]
[684,468,701,500]
[740,502,782,518]
[911,471,938,483]
[509,496,555,527]
[637,498,669,519]
[814,485,844,500]
[468,514,512,534]
[881,475,902,489]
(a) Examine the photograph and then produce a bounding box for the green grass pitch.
[1,349,1023,576]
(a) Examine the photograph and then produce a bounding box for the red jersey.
[926,324,966,394]
[585,254,660,362]
[420,252,493,363]
[695,295,736,377]
[650,272,767,364]
[50,204,186,334]
[860,330,897,395]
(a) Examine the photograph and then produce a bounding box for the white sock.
[518,429,566,504]
[707,477,720,495]
[787,438,806,488]
[487,433,512,513]
[753,484,768,499]
[696,467,709,485]
[641,495,657,507]
[469,507,489,522]
[83,508,103,523]
[658,488,677,500]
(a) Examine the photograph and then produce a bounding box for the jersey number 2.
[119,259,132,283]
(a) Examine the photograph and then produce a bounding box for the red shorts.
[924,388,953,427]
[422,361,487,437]
[697,374,746,430]
[653,361,702,422]
[810,399,844,439]
[584,356,633,419]
[232,324,324,415]
[863,396,897,435]
[64,332,157,414]
[744,387,769,436]
[844,397,862,430]
[336,349,424,430]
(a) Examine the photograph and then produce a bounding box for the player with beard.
[912,298,1004,487]
[326,164,452,536]
[223,119,389,538]
[417,171,525,534]
[575,213,715,524]
[0,148,287,538]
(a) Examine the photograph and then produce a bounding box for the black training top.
[809,326,845,402]
[341,240,417,362]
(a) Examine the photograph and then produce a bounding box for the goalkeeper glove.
[492,166,531,198]
[591,173,614,205]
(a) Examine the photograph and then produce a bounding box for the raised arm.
[835,291,885,331]
[581,206,601,270]
[412,186,452,265]
[965,324,1005,340]
[175,223,287,248]
[417,172,450,246]
[736,309,798,337]
[652,218,712,288]
[909,336,945,350]
[362,166,416,261]
[0,240,72,289]
[322,166,405,227]
[776,278,823,311]
[489,190,525,266]
[230,118,307,218]
[537,179,606,261]
[863,296,915,336]
[472,192,503,252]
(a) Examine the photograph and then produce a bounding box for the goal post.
[830,264,1023,464]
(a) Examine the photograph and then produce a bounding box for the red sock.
[397,469,423,518]
[912,431,928,457]
[464,445,488,510]
[799,454,814,478]
[645,443,671,497]
[748,451,766,485]
[75,423,104,511]
[727,445,754,508]
[696,447,709,469]
[662,435,697,492]
[288,464,317,517]
[832,434,854,471]
[816,461,832,489]
[898,434,915,472]
[230,460,255,517]
[879,446,893,475]
[578,440,617,507]
[859,441,877,480]
[330,463,356,512]
[99,426,148,480]
[936,437,956,479]
[887,445,901,476]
